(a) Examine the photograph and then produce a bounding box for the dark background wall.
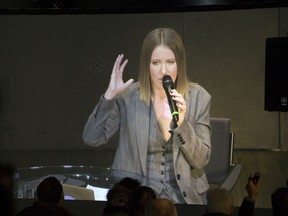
[1,8,287,151]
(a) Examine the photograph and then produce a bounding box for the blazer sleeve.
[173,84,212,169]
[82,95,120,147]
[238,197,255,216]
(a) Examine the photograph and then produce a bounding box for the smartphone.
[251,171,261,183]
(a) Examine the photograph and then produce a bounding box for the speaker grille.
[265,37,288,112]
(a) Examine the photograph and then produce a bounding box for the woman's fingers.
[169,89,186,126]
[123,78,134,89]
[105,54,133,100]
[170,90,186,109]
[119,58,128,74]
[113,54,128,79]
[112,54,121,73]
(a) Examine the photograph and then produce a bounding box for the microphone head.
[162,75,174,89]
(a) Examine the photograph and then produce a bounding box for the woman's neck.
[152,87,166,101]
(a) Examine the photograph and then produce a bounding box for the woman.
[83,28,211,204]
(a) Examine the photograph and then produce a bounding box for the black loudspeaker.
[265,37,288,112]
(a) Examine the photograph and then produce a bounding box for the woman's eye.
[151,61,160,65]
[168,60,175,64]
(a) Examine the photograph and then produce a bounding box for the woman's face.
[150,45,177,92]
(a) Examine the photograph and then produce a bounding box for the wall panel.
[184,9,279,148]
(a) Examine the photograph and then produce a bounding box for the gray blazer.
[83,82,212,204]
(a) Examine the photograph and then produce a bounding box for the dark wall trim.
[0,0,288,14]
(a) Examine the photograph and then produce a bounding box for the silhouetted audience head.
[0,163,14,216]
[206,188,233,216]
[271,187,288,216]
[16,176,74,216]
[117,177,141,191]
[144,198,178,216]
[129,186,157,216]
[103,177,141,216]
[37,176,64,204]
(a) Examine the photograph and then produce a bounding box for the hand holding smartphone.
[250,171,261,184]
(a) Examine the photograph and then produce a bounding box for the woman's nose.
[160,63,168,75]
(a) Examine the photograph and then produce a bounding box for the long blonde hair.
[138,28,188,105]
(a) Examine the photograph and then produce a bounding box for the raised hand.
[104,54,134,100]
[246,174,260,201]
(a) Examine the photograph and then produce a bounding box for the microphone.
[162,75,179,124]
